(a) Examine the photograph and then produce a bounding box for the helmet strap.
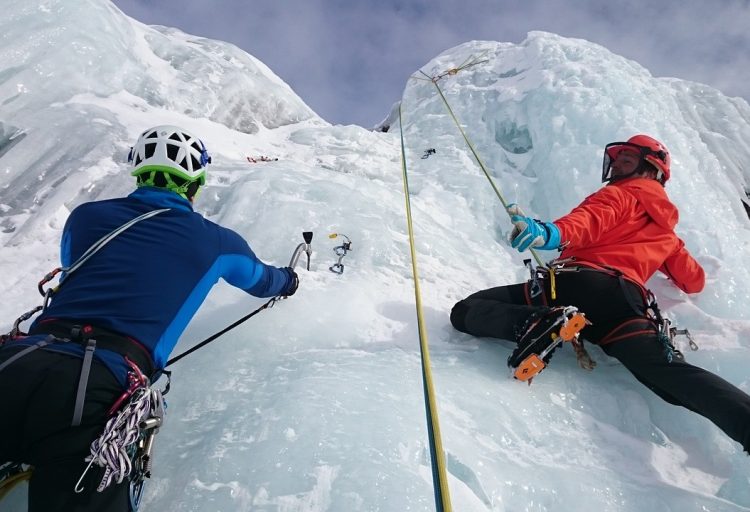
[136,170,201,201]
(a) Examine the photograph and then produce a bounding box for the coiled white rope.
[75,387,160,493]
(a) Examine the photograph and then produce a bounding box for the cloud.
[112,0,750,126]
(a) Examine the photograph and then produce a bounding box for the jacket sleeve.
[659,238,705,294]
[217,227,293,298]
[553,187,632,247]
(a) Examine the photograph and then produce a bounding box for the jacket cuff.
[540,222,561,250]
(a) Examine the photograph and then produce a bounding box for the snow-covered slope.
[2,2,750,510]
[0,0,318,251]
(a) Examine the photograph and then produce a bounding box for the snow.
[2,1,750,511]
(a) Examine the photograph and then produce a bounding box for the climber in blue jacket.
[0,125,298,511]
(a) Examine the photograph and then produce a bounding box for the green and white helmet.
[128,125,212,199]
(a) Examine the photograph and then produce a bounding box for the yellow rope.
[421,68,545,269]
[0,467,32,501]
[398,104,453,512]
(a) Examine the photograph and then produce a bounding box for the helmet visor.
[602,141,665,183]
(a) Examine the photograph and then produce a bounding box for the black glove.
[283,267,299,297]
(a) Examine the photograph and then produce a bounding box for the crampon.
[508,306,589,383]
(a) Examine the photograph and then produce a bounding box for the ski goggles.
[601,142,668,182]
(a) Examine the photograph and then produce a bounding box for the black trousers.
[0,342,130,511]
[450,270,750,453]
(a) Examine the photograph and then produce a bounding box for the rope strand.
[398,104,453,512]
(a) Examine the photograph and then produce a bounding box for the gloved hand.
[507,204,561,252]
[282,267,299,297]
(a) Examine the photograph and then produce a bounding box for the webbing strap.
[72,339,96,426]
[617,276,646,316]
[61,209,170,281]
[0,336,54,372]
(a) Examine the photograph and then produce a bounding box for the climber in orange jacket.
[451,134,750,453]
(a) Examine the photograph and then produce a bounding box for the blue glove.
[507,204,561,252]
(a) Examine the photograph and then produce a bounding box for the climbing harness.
[543,259,699,362]
[398,104,453,512]
[328,233,352,274]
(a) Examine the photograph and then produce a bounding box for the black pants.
[0,342,130,511]
[450,270,750,453]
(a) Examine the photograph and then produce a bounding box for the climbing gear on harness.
[328,233,352,274]
[166,232,314,367]
[524,259,543,299]
[670,325,699,352]
[508,306,591,383]
[3,307,42,343]
[74,358,165,512]
[652,305,699,363]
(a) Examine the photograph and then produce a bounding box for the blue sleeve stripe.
[151,256,223,367]
[61,226,72,267]
[151,253,279,367]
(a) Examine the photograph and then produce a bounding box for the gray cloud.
[111,0,750,127]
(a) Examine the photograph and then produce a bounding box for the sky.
[110,0,750,128]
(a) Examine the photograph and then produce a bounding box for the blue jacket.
[27,187,294,384]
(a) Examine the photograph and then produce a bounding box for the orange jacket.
[554,177,705,293]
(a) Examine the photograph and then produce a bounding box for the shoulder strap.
[61,208,170,281]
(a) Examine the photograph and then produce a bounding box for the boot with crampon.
[508,306,588,382]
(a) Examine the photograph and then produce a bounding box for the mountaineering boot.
[508,306,588,382]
